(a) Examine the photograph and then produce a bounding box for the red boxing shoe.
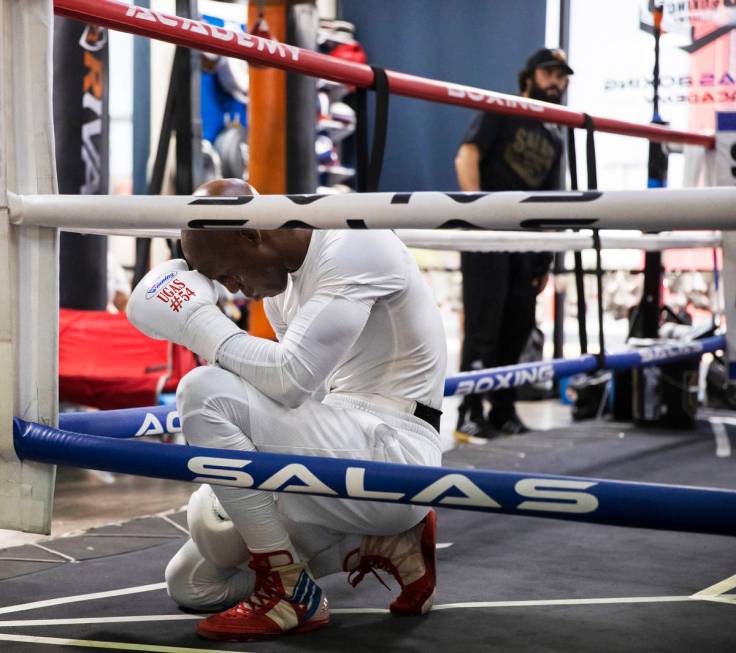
[345,510,437,615]
[197,550,329,641]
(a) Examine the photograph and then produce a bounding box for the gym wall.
[338,0,546,191]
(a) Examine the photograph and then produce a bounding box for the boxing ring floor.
[1,410,735,652]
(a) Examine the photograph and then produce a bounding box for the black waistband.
[414,402,442,432]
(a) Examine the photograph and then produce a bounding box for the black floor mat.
[1,416,734,652]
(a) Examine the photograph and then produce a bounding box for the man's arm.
[125,259,370,407]
[263,298,288,342]
[217,233,407,408]
[455,143,482,191]
[216,293,372,408]
[456,111,499,192]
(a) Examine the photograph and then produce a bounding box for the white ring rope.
[7,188,736,232]
[61,226,722,253]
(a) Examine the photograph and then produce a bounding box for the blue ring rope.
[58,335,725,439]
[13,417,736,536]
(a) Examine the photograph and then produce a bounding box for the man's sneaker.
[455,408,498,442]
[196,550,329,641]
[491,412,531,435]
[344,510,437,615]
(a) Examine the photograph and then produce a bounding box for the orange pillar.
[246,2,289,338]
[247,1,288,195]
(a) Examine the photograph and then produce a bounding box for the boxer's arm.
[127,259,241,363]
[263,297,288,342]
[216,292,371,408]
[455,143,482,192]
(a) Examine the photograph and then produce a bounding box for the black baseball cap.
[525,48,574,75]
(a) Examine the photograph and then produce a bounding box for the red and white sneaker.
[344,510,437,615]
[197,550,329,641]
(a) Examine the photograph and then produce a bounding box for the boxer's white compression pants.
[165,365,442,611]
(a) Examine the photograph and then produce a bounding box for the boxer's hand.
[127,259,241,362]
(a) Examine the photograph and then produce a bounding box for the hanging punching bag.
[54,19,109,310]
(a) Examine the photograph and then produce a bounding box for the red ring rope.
[54,0,715,148]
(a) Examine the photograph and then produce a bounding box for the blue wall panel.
[338,0,547,191]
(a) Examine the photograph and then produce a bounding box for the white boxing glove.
[127,258,241,362]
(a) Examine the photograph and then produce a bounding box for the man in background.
[454,48,573,439]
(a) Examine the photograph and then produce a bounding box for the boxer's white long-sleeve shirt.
[216,231,446,410]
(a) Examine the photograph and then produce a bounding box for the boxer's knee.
[176,366,241,414]
[165,539,253,612]
[176,366,253,449]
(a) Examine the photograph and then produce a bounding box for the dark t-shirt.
[462,112,563,192]
[461,112,562,277]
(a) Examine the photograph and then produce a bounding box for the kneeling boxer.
[127,179,446,641]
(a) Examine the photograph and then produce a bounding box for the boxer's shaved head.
[181,178,257,274]
[194,177,255,199]
[181,178,311,299]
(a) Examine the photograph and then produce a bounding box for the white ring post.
[714,112,736,383]
[0,0,58,534]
